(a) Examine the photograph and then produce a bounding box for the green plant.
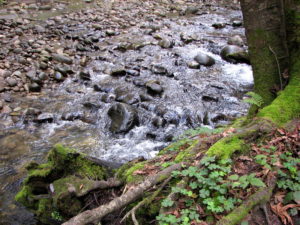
[277,152,300,192]
[51,211,63,221]
[176,127,223,140]
[157,157,248,224]
[243,92,264,107]
[230,173,266,189]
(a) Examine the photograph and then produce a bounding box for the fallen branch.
[121,176,172,225]
[63,163,184,225]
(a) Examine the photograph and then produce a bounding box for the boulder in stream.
[194,52,215,67]
[220,45,250,64]
[108,103,138,133]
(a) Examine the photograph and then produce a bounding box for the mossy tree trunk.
[240,0,289,107]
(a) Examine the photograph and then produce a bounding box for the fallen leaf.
[238,156,253,161]
[80,184,84,190]
[274,191,286,204]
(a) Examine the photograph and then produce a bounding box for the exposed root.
[121,176,172,225]
[63,163,185,225]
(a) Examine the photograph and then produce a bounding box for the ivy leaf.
[249,178,266,187]
[161,199,174,208]
[228,174,239,181]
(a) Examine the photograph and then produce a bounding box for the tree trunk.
[240,0,289,106]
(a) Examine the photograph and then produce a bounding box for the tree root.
[216,179,276,225]
[63,163,184,225]
[121,176,172,225]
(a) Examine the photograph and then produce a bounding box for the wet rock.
[79,71,91,80]
[187,60,200,69]
[108,103,138,133]
[202,95,219,102]
[228,35,244,47]
[146,81,163,95]
[61,112,83,121]
[140,93,153,102]
[15,28,23,36]
[106,30,116,36]
[39,5,52,10]
[34,25,45,33]
[39,62,48,70]
[52,54,73,65]
[152,116,165,127]
[6,78,18,87]
[152,64,168,74]
[55,65,74,76]
[183,6,199,15]
[212,23,226,29]
[110,66,126,76]
[28,82,41,92]
[115,86,139,104]
[180,32,197,43]
[163,110,180,125]
[54,72,64,81]
[220,45,250,64]
[194,52,215,66]
[232,20,242,27]
[126,69,140,76]
[35,113,54,123]
[158,38,173,48]
[101,93,116,103]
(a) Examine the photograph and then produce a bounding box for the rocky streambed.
[0,0,253,224]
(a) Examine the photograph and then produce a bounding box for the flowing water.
[0,0,253,224]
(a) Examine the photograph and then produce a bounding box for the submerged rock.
[108,103,138,133]
[194,52,215,67]
[221,45,250,64]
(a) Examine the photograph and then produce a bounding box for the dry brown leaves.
[133,164,159,176]
[271,203,300,225]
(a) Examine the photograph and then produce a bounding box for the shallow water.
[0,1,252,224]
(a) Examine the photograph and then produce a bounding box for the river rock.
[146,81,163,95]
[6,78,18,87]
[110,66,127,76]
[79,71,91,80]
[61,112,83,121]
[28,82,41,92]
[187,60,200,69]
[227,35,244,46]
[152,64,168,75]
[158,38,173,48]
[52,54,73,65]
[108,103,138,133]
[114,87,139,105]
[194,52,215,66]
[220,45,250,64]
[183,6,199,15]
[35,113,54,123]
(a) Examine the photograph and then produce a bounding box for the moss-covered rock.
[15,144,108,224]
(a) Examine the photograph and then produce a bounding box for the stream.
[0,0,253,224]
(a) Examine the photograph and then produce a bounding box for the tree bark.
[240,0,289,106]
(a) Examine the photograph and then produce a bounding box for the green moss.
[174,139,199,162]
[257,57,300,125]
[15,144,108,223]
[123,162,146,183]
[206,136,246,159]
[15,186,32,207]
